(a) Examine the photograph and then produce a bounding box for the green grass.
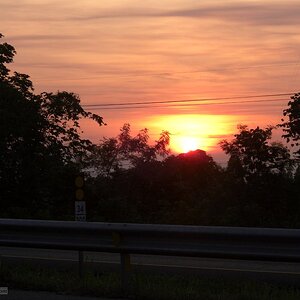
[1,262,300,299]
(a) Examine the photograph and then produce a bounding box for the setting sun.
[148,114,236,154]
[180,136,200,153]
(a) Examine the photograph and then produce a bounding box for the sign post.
[75,201,86,221]
[74,174,86,278]
[74,174,86,221]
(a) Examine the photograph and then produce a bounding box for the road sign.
[75,201,86,221]
[75,189,84,201]
[75,215,86,222]
[75,176,84,188]
[74,174,86,221]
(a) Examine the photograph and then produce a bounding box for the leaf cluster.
[0,34,104,218]
[88,123,170,177]
[219,125,292,179]
[281,93,300,156]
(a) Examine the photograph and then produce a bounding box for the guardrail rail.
[1,219,300,292]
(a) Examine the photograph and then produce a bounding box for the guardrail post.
[78,251,84,278]
[120,253,131,294]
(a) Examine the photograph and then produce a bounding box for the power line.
[82,92,294,108]
[85,98,290,111]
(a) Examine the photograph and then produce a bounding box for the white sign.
[75,201,86,221]
[75,214,86,222]
[0,287,8,295]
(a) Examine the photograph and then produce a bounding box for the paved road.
[1,246,300,285]
[4,289,114,300]
[1,246,300,273]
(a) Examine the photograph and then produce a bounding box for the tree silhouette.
[281,92,300,158]
[88,123,170,177]
[220,125,292,180]
[0,34,104,218]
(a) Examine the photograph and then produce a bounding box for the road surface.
[1,246,300,285]
[4,289,114,300]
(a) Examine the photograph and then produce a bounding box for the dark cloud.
[75,2,300,26]
[163,3,300,25]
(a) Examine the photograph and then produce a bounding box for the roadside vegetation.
[2,263,300,300]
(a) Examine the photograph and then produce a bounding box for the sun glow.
[180,136,201,153]
[148,114,236,154]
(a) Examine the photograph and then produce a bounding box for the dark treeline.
[86,123,300,228]
[1,35,300,227]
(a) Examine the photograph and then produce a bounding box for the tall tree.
[88,123,170,177]
[281,92,300,158]
[220,125,292,180]
[0,34,104,218]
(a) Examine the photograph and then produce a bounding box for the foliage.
[88,149,224,224]
[0,33,16,80]
[3,263,300,300]
[281,92,300,157]
[88,121,300,227]
[0,34,104,218]
[219,125,292,180]
[88,123,170,177]
[37,91,104,163]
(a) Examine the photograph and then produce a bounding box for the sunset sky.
[2,0,300,163]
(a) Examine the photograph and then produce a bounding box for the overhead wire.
[81,92,294,109]
[85,98,290,110]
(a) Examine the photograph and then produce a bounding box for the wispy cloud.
[9,34,84,41]
[73,2,300,26]
[2,0,299,152]
[4,1,299,26]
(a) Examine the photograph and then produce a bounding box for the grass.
[1,262,300,299]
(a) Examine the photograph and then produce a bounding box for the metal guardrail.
[1,218,300,291]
